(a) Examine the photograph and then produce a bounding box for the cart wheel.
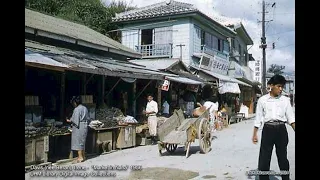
[185,142,191,158]
[158,143,163,156]
[198,118,211,154]
[165,144,178,154]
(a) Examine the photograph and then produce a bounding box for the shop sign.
[158,80,170,91]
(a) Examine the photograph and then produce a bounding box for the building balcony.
[135,44,173,58]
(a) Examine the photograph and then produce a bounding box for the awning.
[165,76,203,85]
[198,68,252,87]
[219,80,241,94]
[25,49,69,71]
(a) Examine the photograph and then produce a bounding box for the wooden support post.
[60,72,66,121]
[82,73,86,95]
[157,86,161,111]
[101,75,105,106]
[133,81,136,117]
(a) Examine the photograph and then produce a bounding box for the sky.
[103,0,295,73]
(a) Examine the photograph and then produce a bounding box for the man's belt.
[265,120,285,125]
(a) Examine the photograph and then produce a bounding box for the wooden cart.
[157,109,212,158]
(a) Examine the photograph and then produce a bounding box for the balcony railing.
[135,44,173,58]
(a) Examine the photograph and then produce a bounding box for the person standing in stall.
[162,99,170,118]
[143,94,158,145]
[66,96,90,163]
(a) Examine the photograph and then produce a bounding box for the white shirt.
[254,94,295,128]
[203,101,219,112]
[162,101,170,114]
[146,100,158,116]
[203,101,219,121]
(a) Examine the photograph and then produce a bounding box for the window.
[212,35,218,50]
[255,62,260,66]
[201,31,205,50]
[256,77,260,81]
[255,67,260,71]
[205,32,212,49]
[223,40,230,53]
[256,72,260,76]
[232,39,235,49]
[218,39,221,51]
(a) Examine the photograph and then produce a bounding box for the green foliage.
[25,0,136,41]
[267,64,285,75]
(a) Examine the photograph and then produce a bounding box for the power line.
[267,30,295,36]
[266,44,294,50]
[251,30,295,40]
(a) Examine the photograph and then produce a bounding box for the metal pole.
[261,0,267,94]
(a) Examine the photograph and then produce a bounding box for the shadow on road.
[160,145,202,157]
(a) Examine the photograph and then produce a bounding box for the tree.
[25,0,136,41]
[267,64,285,75]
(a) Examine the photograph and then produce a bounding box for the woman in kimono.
[66,96,90,163]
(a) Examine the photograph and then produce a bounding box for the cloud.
[107,0,295,72]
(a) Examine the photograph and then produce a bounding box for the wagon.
[157,109,212,158]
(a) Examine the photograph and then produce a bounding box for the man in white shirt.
[203,98,219,123]
[144,94,158,145]
[252,74,295,180]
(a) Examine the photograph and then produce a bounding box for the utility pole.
[259,0,274,94]
[261,0,267,94]
[176,44,185,61]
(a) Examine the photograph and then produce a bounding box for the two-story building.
[112,0,238,71]
[112,0,259,113]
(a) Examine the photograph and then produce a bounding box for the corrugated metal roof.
[129,59,180,70]
[25,8,141,58]
[166,76,203,85]
[25,49,68,68]
[113,1,197,22]
[25,40,176,80]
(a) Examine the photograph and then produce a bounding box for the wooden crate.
[48,134,71,162]
[116,125,136,149]
[136,135,152,146]
[87,127,117,154]
[25,135,49,166]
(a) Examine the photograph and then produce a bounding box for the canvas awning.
[218,80,241,94]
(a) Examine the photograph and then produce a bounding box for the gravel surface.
[25,117,295,180]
